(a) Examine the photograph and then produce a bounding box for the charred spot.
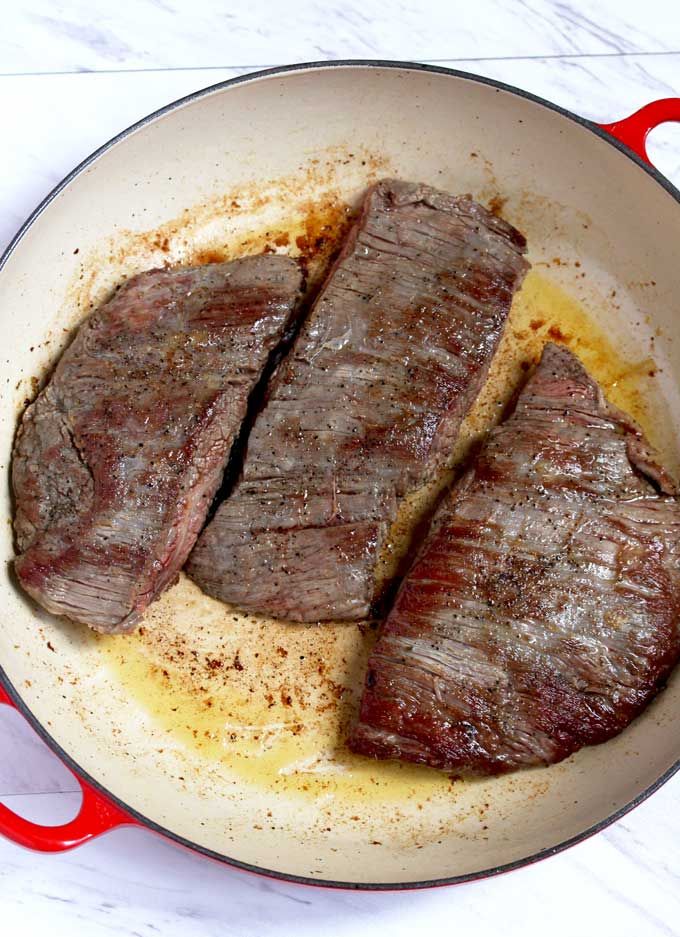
[488,194,508,216]
[192,249,225,264]
[547,325,569,342]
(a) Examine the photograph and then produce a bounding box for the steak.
[13,255,302,633]
[188,180,529,620]
[349,343,680,774]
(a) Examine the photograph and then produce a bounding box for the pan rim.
[1,58,679,891]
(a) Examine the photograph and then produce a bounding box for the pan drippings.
[96,266,663,807]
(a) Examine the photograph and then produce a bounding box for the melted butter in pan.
[96,584,450,805]
[98,265,662,806]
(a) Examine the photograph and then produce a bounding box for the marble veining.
[0,53,678,257]
[0,708,77,796]
[1,784,679,936]
[2,0,680,75]
[1,2,679,934]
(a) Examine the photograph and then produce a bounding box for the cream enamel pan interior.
[1,62,680,888]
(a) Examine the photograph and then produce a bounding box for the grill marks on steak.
[187,180,530,621]
[349,343,680,773]
[13,256,302,633]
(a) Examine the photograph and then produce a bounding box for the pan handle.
[599,99,680,167]
[0,682,138,851]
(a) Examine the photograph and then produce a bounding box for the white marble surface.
[4,0,680,72]
[1,2,680,935]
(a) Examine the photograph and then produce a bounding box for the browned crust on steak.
[187,179,530,621]
[349,343,680,773]
[13,255,302,632]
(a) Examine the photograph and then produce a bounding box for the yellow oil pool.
[97,267,660,806]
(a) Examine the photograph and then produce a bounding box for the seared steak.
[13,256,302,633]
[188,180,529,620]
[349,343,680,773]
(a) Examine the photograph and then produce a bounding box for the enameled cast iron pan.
[1,62,680,889]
